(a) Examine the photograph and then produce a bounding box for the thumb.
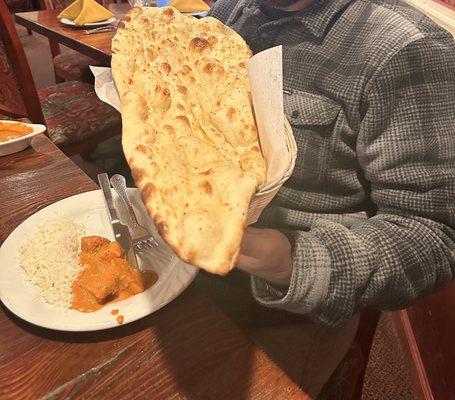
[240,227,265,257]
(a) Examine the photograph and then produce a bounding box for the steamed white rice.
[19,217,85,308]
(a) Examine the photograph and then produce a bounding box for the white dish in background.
[0,189,198,332]
[184,11,209,18]
[60,17,116,27]
[0,121,46,156]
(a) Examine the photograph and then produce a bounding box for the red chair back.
[0,0,45,124]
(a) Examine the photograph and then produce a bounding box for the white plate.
[184,11,208,17]
[0,189,198,331]
[60,17,116,27]
[0,121,46,156]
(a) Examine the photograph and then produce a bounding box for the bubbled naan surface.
[111,7,266,274]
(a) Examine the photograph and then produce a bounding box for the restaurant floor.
[17,24,414,400]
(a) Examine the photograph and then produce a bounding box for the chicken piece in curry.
[72,236,158,312]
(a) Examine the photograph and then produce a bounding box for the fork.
[110,174,159,251]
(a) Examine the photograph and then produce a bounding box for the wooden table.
[15,4,130,65]
[0,135,308,400]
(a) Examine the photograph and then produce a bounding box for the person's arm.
[239,34,455,327]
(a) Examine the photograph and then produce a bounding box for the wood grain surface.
[0,135,309,400]
[14,4,130,65]
[0,134,96,243]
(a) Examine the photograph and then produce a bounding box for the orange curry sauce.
[71,236,158,312]
[0,122,33,142]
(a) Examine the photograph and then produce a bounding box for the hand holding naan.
[237,227,293,286]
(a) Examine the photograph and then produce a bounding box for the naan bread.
[111,7,266,274]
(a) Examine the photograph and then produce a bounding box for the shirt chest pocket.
[284,90,341,127]
[284,90,342,181]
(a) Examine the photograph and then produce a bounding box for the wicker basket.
[247,119,296,225]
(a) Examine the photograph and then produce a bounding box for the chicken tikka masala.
[72,236,157,312]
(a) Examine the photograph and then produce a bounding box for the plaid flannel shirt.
[210,0,455,326]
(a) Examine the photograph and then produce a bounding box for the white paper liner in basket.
[246,119,296,225]
[91,46,296,225]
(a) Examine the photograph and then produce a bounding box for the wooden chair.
[6,0,34,34]
[0,0,121,156]
[38,0,106,83]
[6,0,34,14]
[319,308,381,399]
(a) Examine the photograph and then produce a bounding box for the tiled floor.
[16,23,415,400]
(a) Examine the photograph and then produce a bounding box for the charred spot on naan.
[135,144,154,159]
[189,37,211,53]
[162,125,175,135]
[143,182,155,199]
[130,167,146,188]
[207,36,218,46]
[161,62,171,74]
[139,15,151,26]
[226,107,236,121]
[146,48,157,60]
[175,115,190,127]
[147,85,171,111]
[200,181,213,196]
[162,7,175,17]
[202,61,224,76]
[180,65,192,75]
[177,85,188,96]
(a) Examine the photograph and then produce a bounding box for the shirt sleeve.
[251,34,455,326]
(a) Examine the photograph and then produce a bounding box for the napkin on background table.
[58,0,114,25]
[168,0,209,13]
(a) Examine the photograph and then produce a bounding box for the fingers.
[236,254,264,272]
[237,227,294,286]
[237,254,275,283]
[240,227,267,258]
[236,253,293,286]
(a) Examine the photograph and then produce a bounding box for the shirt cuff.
[251,230,332,314]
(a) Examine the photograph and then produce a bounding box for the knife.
[98,173,139,269]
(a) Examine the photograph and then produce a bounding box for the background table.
[15,4,129,64]
[0,135,308,400]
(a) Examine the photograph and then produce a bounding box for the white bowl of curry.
[0,120,46,156]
